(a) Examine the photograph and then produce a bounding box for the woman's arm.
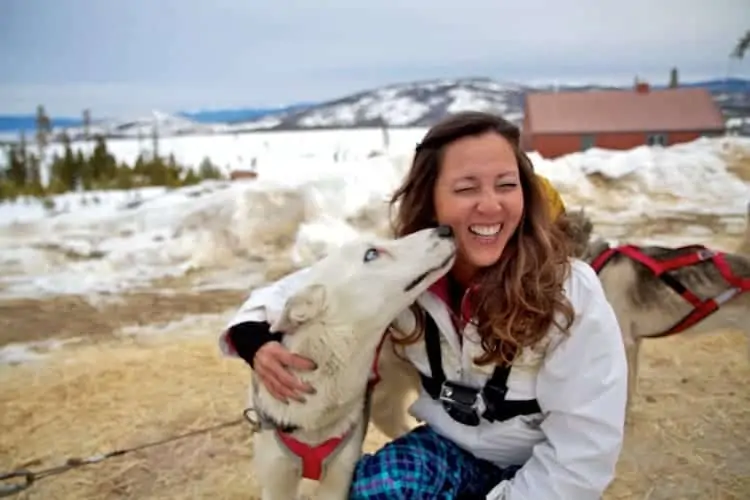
[225,321,281,368]
[218,266,318,402]
[218,266,313,359]
[487,263,628,500]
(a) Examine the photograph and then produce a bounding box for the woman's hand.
[254,341,317,403]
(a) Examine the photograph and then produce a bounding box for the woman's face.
[433,131,525,284]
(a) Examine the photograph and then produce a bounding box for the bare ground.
[0,287,748,500]
[0,288,248,346]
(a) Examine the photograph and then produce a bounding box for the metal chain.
[0,409,261,497]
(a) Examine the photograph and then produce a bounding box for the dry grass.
[0,334,260,500]
[1,319,749,499]
[606,330,750,499]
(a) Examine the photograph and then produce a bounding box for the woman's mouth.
[468,224,503,237]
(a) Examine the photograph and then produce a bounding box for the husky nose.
[435,225,453,238]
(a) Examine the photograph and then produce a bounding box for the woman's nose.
[475,191,503,214]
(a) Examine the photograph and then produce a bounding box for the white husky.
[243,226,456,500]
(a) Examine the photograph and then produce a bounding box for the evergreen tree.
[35,105,52,166]
[82,109,91,140]
[6,144,26,188]
[89,135,117,186]
[182,168,200,185]
[198,157,222,180]
[731,29,750,60]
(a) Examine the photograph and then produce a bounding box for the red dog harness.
[273,333,389,481]
[590,244,750,337]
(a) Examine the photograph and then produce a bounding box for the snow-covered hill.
[219,76,750,133]
[8,76,748,143]
[271,78,529,129]
[58,110,216,141]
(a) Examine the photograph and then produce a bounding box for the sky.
[1,0,749,117]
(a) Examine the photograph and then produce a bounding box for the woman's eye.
[363,248,380,262]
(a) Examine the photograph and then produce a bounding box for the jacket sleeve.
[218,266,313,359]
[487,262,628,500]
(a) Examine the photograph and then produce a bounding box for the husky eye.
[363,248,380,263]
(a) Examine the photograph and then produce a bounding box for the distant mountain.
[228,76,750,131]
[666,77,750,93]
[0,116,84,135]
[180,103,314,124]
[1,77,748,140]
[0,104,311,135]
[265,78,529,129]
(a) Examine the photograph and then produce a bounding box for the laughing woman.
[222,111,628,499]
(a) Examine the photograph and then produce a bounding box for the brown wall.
[521,113,532,151]
[526,130,717,159]
[526,134,580,159]
[229,170,258,181]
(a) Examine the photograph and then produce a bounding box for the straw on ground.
[1,311,748,500]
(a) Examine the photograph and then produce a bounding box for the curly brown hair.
[389,111,576,366]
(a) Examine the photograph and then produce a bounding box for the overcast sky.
[1,0,748,117]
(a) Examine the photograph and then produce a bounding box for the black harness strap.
[419,312,541,425]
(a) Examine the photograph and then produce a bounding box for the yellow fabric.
[536,174,565,220]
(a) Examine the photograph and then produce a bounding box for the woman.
[220,111,628,499]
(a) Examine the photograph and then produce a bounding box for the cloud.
[1,0,748,115]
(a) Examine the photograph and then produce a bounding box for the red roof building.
[521,82,726,158]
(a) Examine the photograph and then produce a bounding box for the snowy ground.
[0,128,749,361]
[2,129,749,297]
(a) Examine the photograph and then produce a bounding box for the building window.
[580,134,595,151]
[646,133,667,146]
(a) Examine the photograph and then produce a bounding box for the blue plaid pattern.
[349,425,520,499]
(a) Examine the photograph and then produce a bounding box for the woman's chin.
[463,241,508,268]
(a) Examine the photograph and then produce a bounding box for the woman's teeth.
[469,224,502,237]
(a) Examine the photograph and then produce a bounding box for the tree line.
[0,105,225,202]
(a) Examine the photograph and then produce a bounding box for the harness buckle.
[481,384,508,422]
[439,381,487,427]
[696,249,715,261]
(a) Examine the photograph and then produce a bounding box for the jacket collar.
[428,275,478,326]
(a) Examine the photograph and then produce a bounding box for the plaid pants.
[349,425,520,500]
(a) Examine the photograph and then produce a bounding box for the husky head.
[270,226,456,337]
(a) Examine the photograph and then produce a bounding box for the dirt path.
[0,288,248,347]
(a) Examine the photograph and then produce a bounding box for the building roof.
[525,86,725,135]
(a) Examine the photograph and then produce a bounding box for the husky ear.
[270,284,328,333]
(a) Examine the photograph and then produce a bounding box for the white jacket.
[219,259,628,500]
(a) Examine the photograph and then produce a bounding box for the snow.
[0,337,83,365]
[280,78,528,129]
[531,138,750,218]
[1,129,749,306]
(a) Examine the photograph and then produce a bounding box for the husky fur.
[563,209,750,417]
[249,227,456,500]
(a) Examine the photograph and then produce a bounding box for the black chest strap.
[419,312,541,424]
